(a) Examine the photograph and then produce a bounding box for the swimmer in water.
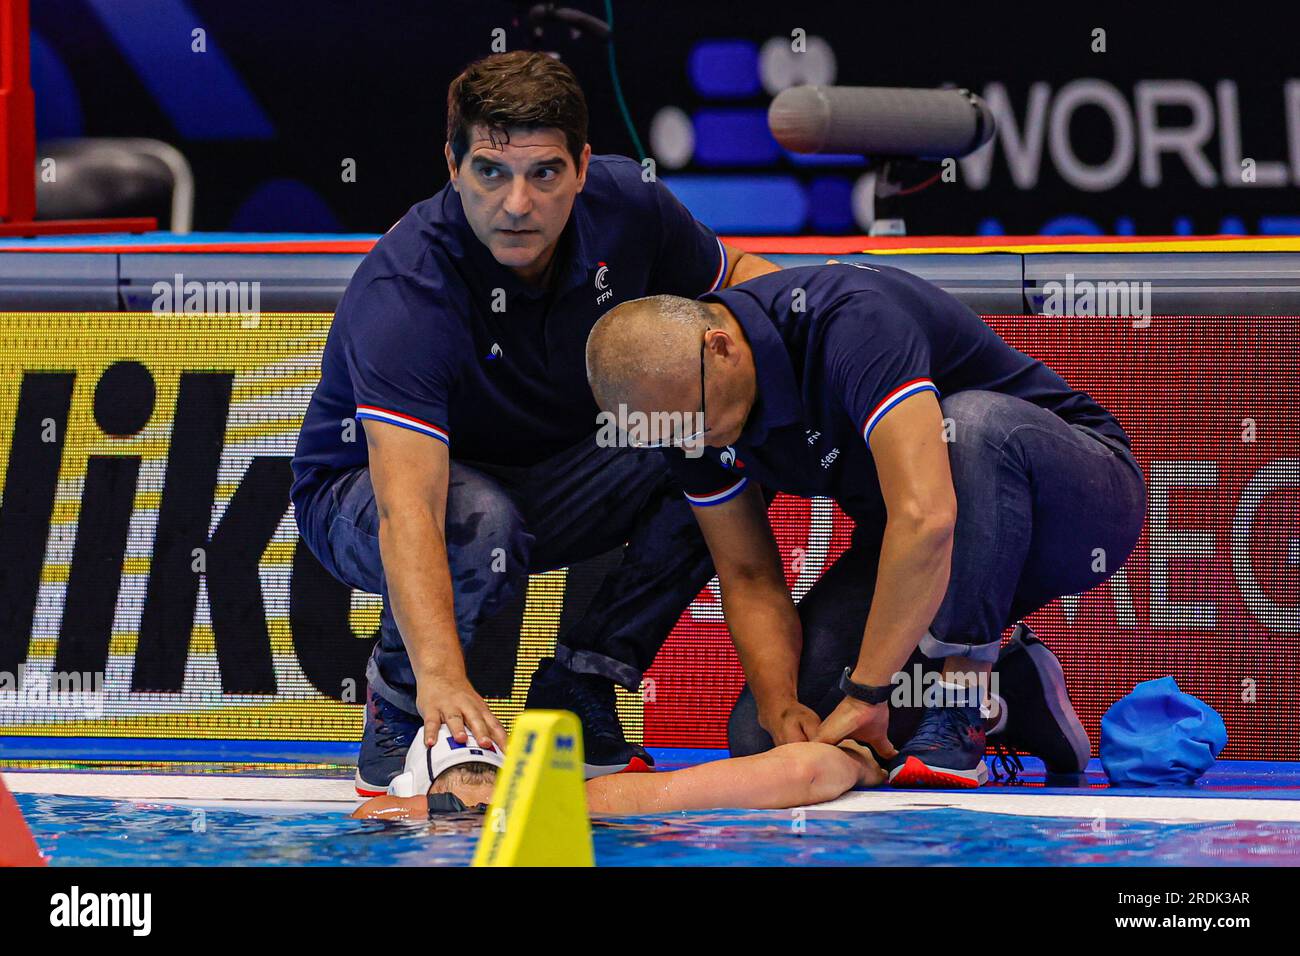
[352,724,886,820]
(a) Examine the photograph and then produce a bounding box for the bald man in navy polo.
[586,263,1147,788]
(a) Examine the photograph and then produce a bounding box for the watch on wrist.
[838,666,893,705]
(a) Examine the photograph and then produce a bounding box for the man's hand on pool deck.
[758,699,822,745]
[815,696,898,764]
[415,669,507,750]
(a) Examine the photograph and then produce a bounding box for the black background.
[30,0,1300,234]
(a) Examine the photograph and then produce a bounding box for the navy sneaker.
[888,696,989,788]
[525,657,654,779]
[355,683,422,797]
[987,623,1090,778]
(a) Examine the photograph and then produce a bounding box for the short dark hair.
[447,51,588,170]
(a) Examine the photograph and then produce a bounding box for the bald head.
[587,294,757,449]
[586,295,711,414]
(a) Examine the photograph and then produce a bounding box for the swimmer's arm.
[584,741,885,815]
[720,243,780,287]
[348,743,886,819]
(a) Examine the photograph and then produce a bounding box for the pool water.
[17,793,1300,866]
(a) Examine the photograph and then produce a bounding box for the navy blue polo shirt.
[290,155,727,549]
[669,263,1129,518]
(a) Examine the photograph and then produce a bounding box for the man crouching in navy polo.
[291,51,780,793]
[585,264,1147,788]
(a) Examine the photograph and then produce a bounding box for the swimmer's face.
[447,125,590,285]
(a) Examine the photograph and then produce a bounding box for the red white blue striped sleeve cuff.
[707,237,728,292]
[860,378,939,444]
[355,405,450,445]
[684,476,748,507]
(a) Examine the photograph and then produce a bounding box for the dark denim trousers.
[302,438,715,713]
[729,389,1148,755]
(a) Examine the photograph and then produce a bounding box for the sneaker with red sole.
[355,683,422,797]
[888,698,989,788]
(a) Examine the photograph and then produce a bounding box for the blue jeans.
[729,390,1147,755]
[299,438,715,713]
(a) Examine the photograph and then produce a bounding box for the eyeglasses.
[628,327,711,449]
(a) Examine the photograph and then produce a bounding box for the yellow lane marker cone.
[472,710,594,867]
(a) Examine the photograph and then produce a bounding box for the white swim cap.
[386,725,505,798]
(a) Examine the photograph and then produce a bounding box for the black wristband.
[838,666,893,705]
